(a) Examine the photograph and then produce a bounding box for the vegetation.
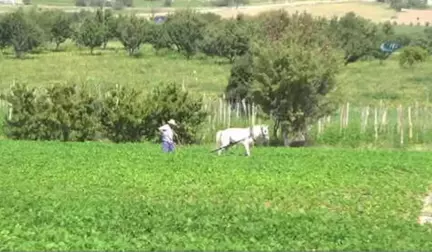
[1,141,432,250]
[0,7,431,144]
[0,4,432,251]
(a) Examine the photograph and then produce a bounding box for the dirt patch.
[214,1,397,21]
[392,9,432,25]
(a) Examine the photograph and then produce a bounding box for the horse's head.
[256,125,270,142]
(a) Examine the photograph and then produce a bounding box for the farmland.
[1,2,432,250]
[1,140,432,250]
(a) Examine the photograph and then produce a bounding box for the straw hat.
[167,119,177,126]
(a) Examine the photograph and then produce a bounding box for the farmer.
[158,119,177,153]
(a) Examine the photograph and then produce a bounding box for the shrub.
[143,82,208,144]
[1,83,207,144]
[399,46,428,67]
[0,84,101,141]
[22,0,32,5]
[100,86,149,143]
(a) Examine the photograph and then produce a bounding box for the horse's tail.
[216,130,222,148]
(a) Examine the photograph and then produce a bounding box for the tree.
[201,19,250,62]
[147,23,172,51]
[252,41,340,143]
[225,51,254,103]
[74,16,106,54]
[164,10,207,59]
[399,46,428,68]
[0,9,45,58]
[329,12,381,64]
[49,11,74,50]
[0,16,9,52]
[94,8,116,49]
[115,14,148,56]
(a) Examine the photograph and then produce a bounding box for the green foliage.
[115,14,149,56]
[329,12,382,64]
[0,15,9,51]
[2,142,432,250]
[0,84,100,141]
[0,8,45,58]
[73,14,106,54]
[201,19,250,63]
[256,11,330,47]
[49,10,74,50]
[144,82,208,144]
[164,10,207,59]
[399,46,428,67]
[225,51,254,103]
[1,83,207,144]
[100,86,149,143]
[147,23,172,51]
[252,41,340,136]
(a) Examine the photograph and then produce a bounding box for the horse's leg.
[243,140,251,156]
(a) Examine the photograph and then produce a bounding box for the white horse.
[215,125,270,156]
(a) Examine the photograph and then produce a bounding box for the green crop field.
[0,140,432,250]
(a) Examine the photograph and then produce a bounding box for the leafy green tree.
[0,9,45,58]
[164,10,207,59]
[399,46,428,67]
[147,23,172,51]
[94,8,116,49]
[49,11,74,50]
[74,16,106,54]
[225,51,254,103]
[256,10,329,47]
[329,12,381,64]
[115,14,148,56]
[201,19,250,62]
[381,21,395,37]
[252,41,340,142]
[0,15,9,52]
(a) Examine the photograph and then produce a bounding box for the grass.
[0,140,432,250]
[335,57,432,106]
[1,38,431,106]
[0,43,231,96]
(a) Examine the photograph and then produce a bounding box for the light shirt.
[159,124,174,143]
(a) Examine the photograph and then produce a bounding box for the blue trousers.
[162,141,175,153]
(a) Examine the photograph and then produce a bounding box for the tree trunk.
[281,123,290,147]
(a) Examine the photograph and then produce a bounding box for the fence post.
[374,107,378,141]
[398,104,404,145]
[408,106,413,140]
